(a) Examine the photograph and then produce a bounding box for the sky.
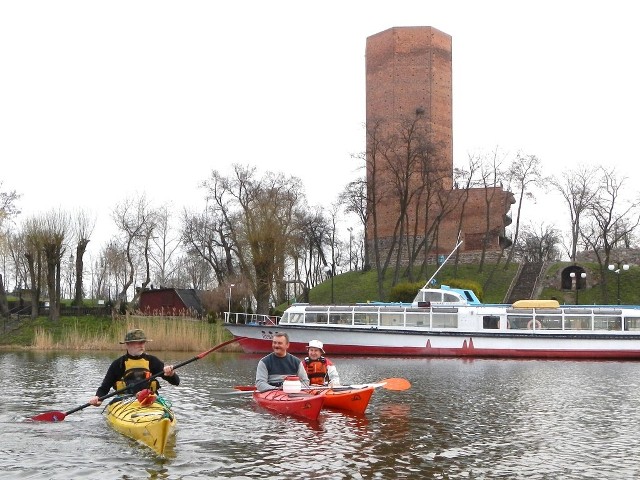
[2,1,639,260]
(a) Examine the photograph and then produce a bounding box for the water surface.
[2,351,640,479]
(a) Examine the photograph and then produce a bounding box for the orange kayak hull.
[314,386,375,415]
[253,390,325,421]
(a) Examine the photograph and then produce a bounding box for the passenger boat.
[106,394,176,455]
[252,389,325,421]
[225,284,640,360]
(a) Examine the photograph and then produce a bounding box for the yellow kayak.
[106,394,176,456]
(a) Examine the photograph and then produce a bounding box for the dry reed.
[32,317,236,352]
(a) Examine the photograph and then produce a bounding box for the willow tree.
[202,165,305,315]
[72,209,95,305]
[0,183,21,318]
[40,210,70,321]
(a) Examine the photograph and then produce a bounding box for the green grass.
[306,262,520,306]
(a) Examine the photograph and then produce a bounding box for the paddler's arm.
[296,362,310,388]
[255,360,277,392]
[161,364,180,386]
[326,359,340,386]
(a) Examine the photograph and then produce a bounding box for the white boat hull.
[225,323,640,359]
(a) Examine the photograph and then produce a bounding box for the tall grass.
[31,317,236,352]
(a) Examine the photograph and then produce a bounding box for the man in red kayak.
[87,328,179,406]
[303,339,340,387]
[255,332,310,392]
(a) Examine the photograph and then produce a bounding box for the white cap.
[306,339,325,353]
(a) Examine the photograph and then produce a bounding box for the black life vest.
[114,356,159,394]
[304,356,328,386]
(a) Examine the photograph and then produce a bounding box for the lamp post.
[228,283,235,321]
[347,227,353,271]
[608,262,629,304]
[569,271,586,305]
[323,265,334,304]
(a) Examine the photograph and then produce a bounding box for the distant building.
[139,288,205,317]
[366,27,514,264]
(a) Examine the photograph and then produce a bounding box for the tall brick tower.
[365,27,514,265]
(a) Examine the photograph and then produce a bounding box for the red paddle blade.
[380,378,411,391]
[30,411,67,422]
[234,385,257,391]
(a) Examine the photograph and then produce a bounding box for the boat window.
[432,311,458,328]
[286,312,304,324]
[507,308,533,315]
[443,293,460,303]
[506,315,532,330]
[624,317,640,331]
[380,312,404,326]
[353,312,379,326]
[329,312,353,325]
[593,316,622,331]
[563,316,592,330]
[304,312,328,324]
[537,315,562,330]
[593,308,622,315]
[423,292,443,303]
[405,312,430,327]
[483,315,500,329]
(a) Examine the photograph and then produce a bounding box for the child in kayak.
[303,339,340,387]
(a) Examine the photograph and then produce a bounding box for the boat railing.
[225,312,279,325]
[278,303,640,333]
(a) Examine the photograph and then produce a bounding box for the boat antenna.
[423,237,463,289]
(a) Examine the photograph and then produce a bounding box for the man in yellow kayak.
[255,332,309,392]
[88,329,180,406]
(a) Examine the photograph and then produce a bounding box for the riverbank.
[0,315,240,352]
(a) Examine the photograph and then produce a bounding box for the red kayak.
[253,390,326,421]
[313,386,375,415]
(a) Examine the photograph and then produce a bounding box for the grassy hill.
[304,262,520,306]
[303,261,640,307]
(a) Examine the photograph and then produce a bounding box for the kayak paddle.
[30,336,246,422]
[228,377,412,394]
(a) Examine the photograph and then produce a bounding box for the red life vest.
[304,356,328,386]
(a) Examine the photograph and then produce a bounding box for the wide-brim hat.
[120,328,152,344]
[306,339,325,353]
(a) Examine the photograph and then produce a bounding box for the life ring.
[527,319,542,330]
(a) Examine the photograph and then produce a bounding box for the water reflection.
[3,352,640,478]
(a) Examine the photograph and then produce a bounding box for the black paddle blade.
[30,410,67,422]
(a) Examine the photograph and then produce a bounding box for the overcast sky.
[2,1,639,259]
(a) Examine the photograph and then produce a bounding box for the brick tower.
[365,27,514,265]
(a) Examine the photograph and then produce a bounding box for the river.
[2,350,640,479]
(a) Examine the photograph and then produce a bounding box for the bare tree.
[150,204,182,287]
[202,165,305,314]
[515,222,562,263]
[40,210,71,321]
[338,176,368,267]
[182,207,235,286]
[580,168,640,302]
[72,209,95,305]
[112,195,158,313]
[451,154,480,274]
[504,153,543,266]
[477,149,506,272]
[0,182,20,318]
[550,165,600,263]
